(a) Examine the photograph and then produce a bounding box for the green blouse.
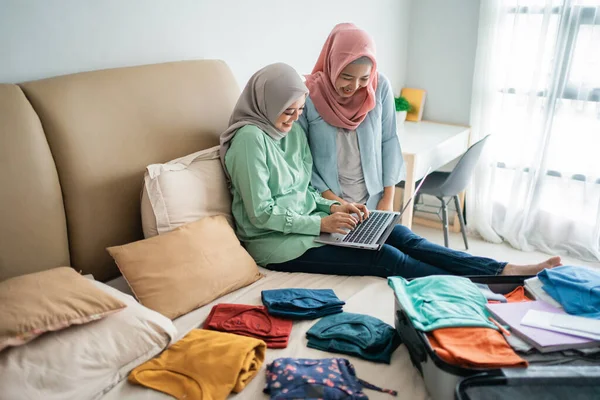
[225,123,337,266]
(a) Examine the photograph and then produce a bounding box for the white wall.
[405,0,480,125]
[0,0,411,93]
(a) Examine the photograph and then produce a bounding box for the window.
[493,2,600,179]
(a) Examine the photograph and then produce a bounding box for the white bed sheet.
[102,268,429,400]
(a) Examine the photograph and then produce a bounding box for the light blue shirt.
[538,266,600,319]
[299,72,404,209]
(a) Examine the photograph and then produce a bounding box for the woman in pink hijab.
[265,23,562,277]
[299,22,401,212]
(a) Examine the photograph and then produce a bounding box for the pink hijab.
[305,23,378,130]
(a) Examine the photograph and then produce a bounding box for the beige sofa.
[0,60,239,283]
[0,60,428,399]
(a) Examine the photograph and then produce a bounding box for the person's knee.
[391,225,422,247]
[375,245,409,277]
[393,225,412,236]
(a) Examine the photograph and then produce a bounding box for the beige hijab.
[219,62,309,181]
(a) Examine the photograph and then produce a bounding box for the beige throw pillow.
[140,145,233,238]
[107,215,262,319]
[0,280,176,400]
[0,267,126,352]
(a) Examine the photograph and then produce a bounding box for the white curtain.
[469,0,600,261]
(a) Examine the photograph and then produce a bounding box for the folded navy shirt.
[306,312,401,364]
[264,357,397,399]
[261,288,345,320]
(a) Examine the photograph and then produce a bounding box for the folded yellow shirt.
[129,329,266,400]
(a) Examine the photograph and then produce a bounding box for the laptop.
[314,168,431,250]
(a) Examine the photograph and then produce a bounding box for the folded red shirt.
[203,303,293,348]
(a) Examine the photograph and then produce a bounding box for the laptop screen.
[398,167,432,216]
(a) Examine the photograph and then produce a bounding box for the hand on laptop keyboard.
[342,211,392,244]
[321,212,360,234]
[330,203,370,222]
[350,214,366,231]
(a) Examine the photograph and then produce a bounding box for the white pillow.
[0,280,177,400]
[141,145,233,238]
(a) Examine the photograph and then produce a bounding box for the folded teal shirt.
[306,312,400,364]
[388,275,497,331]
[538,266,600,319]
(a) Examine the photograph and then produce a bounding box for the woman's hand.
[330,203,370,221]
[320,213,359,234]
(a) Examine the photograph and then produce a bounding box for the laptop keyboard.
[342,212,393,244]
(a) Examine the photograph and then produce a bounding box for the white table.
[395,120,471,229]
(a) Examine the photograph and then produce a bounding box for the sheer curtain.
[469,0,600,261]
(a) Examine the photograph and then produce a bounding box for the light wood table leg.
[401,154,416,229]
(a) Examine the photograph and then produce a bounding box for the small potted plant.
[394,96,411,123]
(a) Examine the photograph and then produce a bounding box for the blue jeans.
[267,225,506,279]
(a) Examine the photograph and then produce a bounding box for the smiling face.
[334,62,372,98]
[274,96,306,132]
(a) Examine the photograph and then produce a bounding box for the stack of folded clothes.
[261,288,345,319]
[389,275,528,368]
[306,312,401,363]
[203,303,293,348]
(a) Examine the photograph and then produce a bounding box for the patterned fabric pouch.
[264,357,397,399]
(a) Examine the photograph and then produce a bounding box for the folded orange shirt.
[487,286,532,304]
[427,286,531,369]
[428,327,528,369]
[502,286,532,303]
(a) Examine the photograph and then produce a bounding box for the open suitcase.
[393,276,600,400]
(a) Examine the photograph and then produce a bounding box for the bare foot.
[500,256,562,276]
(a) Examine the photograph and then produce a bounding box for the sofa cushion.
[141,145,232,238]
[107,215,262,319]
[0,84,69,281]
[19,60,240,282]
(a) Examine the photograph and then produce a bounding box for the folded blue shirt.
[538,266,600,319]
[306,312,401,364]
[261,288,345,320]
